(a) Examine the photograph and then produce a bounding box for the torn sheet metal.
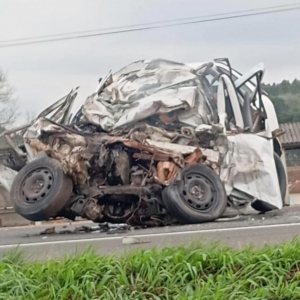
[185,148,203,164]
[0,165,17,192]
[155,161,178,185]
[0,165,17,209]
[24,118,89,184]
[219,134,282,209]
[82,59,212,131]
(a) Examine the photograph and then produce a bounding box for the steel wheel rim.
[181,172,216,211]
[21,168,54,203]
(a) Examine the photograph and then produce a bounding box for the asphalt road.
[1,207,300,260]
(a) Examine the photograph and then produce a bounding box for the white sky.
[1,0,300,122]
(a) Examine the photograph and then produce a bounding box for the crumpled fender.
[0,164,17,208]
[0,164,17,192]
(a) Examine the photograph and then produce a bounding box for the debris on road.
[39,222,131,236]
[40,227,55,235]
[122,236,149,245]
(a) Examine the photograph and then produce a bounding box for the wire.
[1,5,300,48]
[1,2,300,45]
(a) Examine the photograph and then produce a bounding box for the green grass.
[2,240,300,300]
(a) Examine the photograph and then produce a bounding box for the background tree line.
[0,69,22,149]
[262,79,300,124]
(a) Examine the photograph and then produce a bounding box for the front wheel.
[162,164,227,224]
[10,157,73,221]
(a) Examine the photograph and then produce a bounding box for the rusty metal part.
[26,138,51,154]
[25,119,90,184]
[133,152,169,161]
[122,140,184,167]
[155,161,178,185]
[90,185,152,198]
[50,144,88,184]
[185,148,203,164]
[82,199,104,222]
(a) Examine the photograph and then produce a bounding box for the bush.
[1,240,300,299]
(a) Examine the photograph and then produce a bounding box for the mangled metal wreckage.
[0,58,288,225]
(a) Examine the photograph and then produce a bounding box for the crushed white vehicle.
[0,58,288,225]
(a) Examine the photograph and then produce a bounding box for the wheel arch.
[273,137,282,157]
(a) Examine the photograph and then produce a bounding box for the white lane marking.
[0,222,300,249]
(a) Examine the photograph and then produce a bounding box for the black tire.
[162,164,227,224]
[274,152,287,201]
[251,153,287,212]
[10,157,73,221]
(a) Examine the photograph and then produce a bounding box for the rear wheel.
[10,157,73,221]
[162,164,227,224]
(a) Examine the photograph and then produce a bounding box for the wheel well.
[273,137,282,157]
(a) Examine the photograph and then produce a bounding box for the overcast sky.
[1,0,300,122]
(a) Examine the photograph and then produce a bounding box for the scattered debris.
[39,222,131,236]
[40,227,55,235]
[215,215,241,222]
[122,236,149,245]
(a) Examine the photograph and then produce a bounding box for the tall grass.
[1,240,300,299]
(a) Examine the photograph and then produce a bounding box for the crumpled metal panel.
[18,116,283,211]
[220,134,282,209]
[24,118,89,184]
[83,59,211,132]
[0,165,17,208]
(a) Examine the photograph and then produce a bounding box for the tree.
[280,80,290,94]
[291,79,300,95]
[0,69,17,126]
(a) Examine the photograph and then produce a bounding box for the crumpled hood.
[82,58,213,131]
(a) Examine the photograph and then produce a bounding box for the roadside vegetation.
[1,240,300,299]
[263,79,300,123]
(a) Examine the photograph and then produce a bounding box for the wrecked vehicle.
[0,58,288,225]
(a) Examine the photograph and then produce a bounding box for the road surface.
[1,207,300,260]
